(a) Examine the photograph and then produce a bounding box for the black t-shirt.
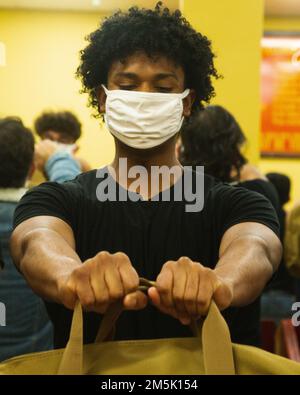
[237,179,280,214]
[13,168,279,348]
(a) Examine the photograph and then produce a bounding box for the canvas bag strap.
[95,278,155,343]
[57,299,83,375]
[57,278,153,374]
[96,279,235,374]
[58,278,235,375]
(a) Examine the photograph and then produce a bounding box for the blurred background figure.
[178,105,280,209]
[34,139,81,183]
[34,110,91,174]
[0,117,53,361]
[284,196,300,303]
[261,173,296,322]
[178,104,296,338]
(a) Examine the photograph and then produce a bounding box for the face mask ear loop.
[181,89,190,99]
[179,89,191,124]
[101,84,109,95]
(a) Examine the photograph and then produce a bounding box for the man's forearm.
[214,235,278,306]
[16,229,81,302]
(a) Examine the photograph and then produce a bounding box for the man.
[0,117,53,361]
[34,110,91,173]
[11,3,281,349]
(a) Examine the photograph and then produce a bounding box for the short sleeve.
[209,183,280,239]
[13,180,81,230]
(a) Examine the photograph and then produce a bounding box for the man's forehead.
[108,52,183,76]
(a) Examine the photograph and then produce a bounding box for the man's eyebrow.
[114,72,179,81]
[114,72,139,79]
[154,73,179,81]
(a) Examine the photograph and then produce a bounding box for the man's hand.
[148,257,233,325]
[35,140,60,172]
[57,251,148,313]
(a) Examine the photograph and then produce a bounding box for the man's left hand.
[148,257,233,325]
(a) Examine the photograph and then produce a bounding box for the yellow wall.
[0,3,264,172]
[259,17,300,207]
[1,7,298,205]
[0,9,114,171]
[181,0,264,164]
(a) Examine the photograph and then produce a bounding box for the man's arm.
[148,222,282,324]
[11,217,147,312]
[11,216,81,303]
[215,222,282,306]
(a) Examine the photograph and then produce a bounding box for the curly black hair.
[76,1,219,118]
[179,105,247,182]
[0,117,34,188]
[34,111,82,142]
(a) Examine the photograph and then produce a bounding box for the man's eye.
[119,85,136,90]
[157,87,173,93]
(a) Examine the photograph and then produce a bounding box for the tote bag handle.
[58,278,235,375]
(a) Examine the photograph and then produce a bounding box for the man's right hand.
[57,251,148,313]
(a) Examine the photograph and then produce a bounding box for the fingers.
[59,251,142,314]
[153,257,231,325]
[156,265,174,311]
[148,286,161,307]
[183,262,200,316]
[90,262,109,313]
[104,264,124,302]
[117,253,139,294]
[59,251,233,322]
[153,258,191,324]
[172,258,191,324]
[123,290,148,310]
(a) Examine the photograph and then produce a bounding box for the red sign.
[261,36,300,156]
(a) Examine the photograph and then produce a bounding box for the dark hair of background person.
[76,1,220,118]
[0,117,34,188]
[34,111,82,142]
[266,173,291,206]
[179,105,247,182]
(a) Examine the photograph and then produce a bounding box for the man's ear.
[97,86,107,113]
[183,89,196,117]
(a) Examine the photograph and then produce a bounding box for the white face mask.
[102,85,190,149]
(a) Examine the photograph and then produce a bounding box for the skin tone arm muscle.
[148,222,282,324]
[10,216,81,303]
[214,222,282,306]
[11,216,147,312]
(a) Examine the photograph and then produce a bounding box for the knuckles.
[112,251,130,262]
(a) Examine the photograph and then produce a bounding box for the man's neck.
[109,137,182,199]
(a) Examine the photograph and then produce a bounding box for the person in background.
[0,117,53,362]
[178,105,284,338]
[260,173,296,322]
[178,105,280,210]
[11,4,281,350]
[34,139,81,183]
[284,195,300,303]
[34,110,91,173]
